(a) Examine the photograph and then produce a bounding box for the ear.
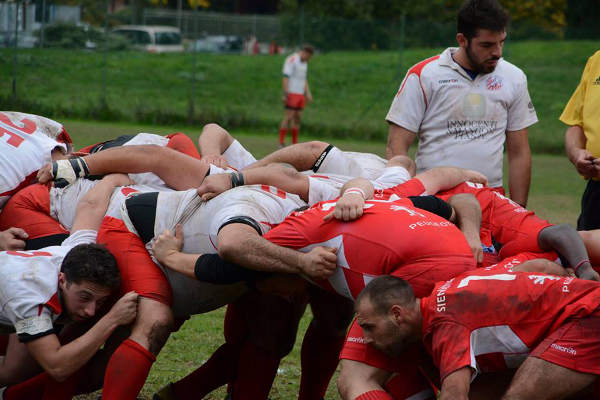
[456,33,468,48]
[390,304,405,324]
[58,272,67,290]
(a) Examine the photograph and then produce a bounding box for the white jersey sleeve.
[62,229,97,247]
[386,70,428,133]
[506,72,538,132]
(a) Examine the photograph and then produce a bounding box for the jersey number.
[0,112,37,148]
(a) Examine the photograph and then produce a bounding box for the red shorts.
[285,93,306,110]
[531,313,600,375]
[0,183,67,239]
[97,216,172,306]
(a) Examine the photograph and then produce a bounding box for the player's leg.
[245,140,329,171]
[298,286,355,400]
[386,155,416,177]
[280,109,295,146]
[291,109,302,144]
[337,360,393,400]
[502,357,596,400]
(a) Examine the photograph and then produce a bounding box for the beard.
[373,323,415,358]
[465,42,500,74]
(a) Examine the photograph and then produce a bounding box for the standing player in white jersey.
[0,173,138,399]
[279,45,314,147]
[385,0,537,207]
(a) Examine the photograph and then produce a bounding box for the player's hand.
[306,93,313,103]
[36,163,53,184]
[575,263,600,282]
[324,193,365,221]
[572,149,597,179]
[463,169,488,186]
[300,246,337,280]
[107,291,139,326]
[0,227,28,251]
[463,231,483,264]
[201,154,229,169]
[152,225,184,265]
[196,173,232,201]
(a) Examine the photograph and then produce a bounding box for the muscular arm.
[440,367,471,400]
[40,145,210,190]
[25,292,137,382]
[446,193,483,263]
[217,223,336,280]
[70,174,131,233]
[414,167,488,195]
[565,125,599,178]
[386,123,415,160]
[197,123,234,159]
[505,129,531,207]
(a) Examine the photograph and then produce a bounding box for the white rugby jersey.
[50,179,169,230]
[283,53,308,95]
[0,229,96,342]
[0,112,69,208]
[386,48,538,187]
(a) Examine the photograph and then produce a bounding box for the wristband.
[229,172,245,188]
[343,187,366,200]
[51,157,90,188]
[573,259,590,274]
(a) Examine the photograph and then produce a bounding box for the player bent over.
[356,272,600,400]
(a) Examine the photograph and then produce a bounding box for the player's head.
[456,0,509,73]
[300,44,314,62]
[59,243,120,322]
[355,276,420,357]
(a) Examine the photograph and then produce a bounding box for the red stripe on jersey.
[260,185,287,199]
[0,171,39,198]
[7,250,52,257]
[310,175,331,180]
[120,187,139,197]
[397,55,440,108]
[57,127,73,144]
[42,293,62,315]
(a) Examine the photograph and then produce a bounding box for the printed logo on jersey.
[435,279,454,312]
[486,75,503,91]
[346,336,367,344]
[438,78,459,85]
[0,112,37,148]
[550,343,577,355]
[446,94,498,140]
[528,275,561,285]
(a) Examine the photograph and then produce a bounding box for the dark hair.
[302,44,315,54]
[356,275,415,315]
[457,0,509,40]
[61,243,120,291]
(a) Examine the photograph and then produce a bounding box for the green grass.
[1,40,598,153]
[57,118,586,399]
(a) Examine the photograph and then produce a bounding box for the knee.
[387,155,416,177]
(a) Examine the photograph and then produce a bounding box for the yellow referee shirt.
[560,50,600,158]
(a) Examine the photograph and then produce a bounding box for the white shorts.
[316,147,387,180]
[223,140,257,170]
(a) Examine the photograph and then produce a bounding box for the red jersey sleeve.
[383,178,427,198]
[427,321,475,382]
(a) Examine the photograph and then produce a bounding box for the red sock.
[355,390,393,400]
[291,127,299,144]
[3,372,49,400]
[172,342,242,400]
[279,128,287,144]
[231,342,280,400]
[298,322,346,400]
[41,371,80,400]
[102,339,156,400]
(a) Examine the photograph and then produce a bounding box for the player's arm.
[305,81,312,102]
[445,193,483,264]
[218,223,337,280]
[282,76,289,103]
[440,367,471,400]
[324,178,374,221]
[152,225,263,283]
[197,123,233,168]
[196,165,310,202]
[24,292,138,382]
[538,224,599,281]
[0,228,28,251]
[512,258,570,276]
[414,166,488,195]
[38,145,210,190]
[70,174,132,233]
[565,125,599,178]
[505,128,531,207]
[386,123,415,159]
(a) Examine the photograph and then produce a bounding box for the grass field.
[57,118,586,399]
[1,40,598,153]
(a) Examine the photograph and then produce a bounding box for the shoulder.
[495,59,527,81]
[407,54,443,79]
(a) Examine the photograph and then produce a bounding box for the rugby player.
[356,273,600,400]
[0,173,138,398]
